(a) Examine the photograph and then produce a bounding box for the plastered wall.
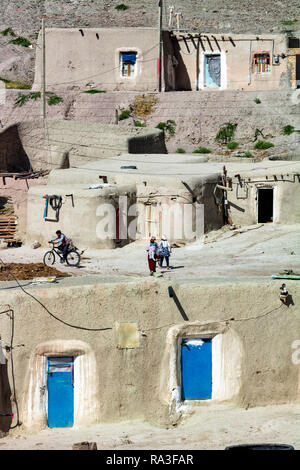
[0,277,299,432]
[173,34,288,91]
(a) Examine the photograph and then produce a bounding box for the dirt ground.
[0,263,70,281]
[0,404,298,450]
[0,225,299,450]
[0,224,299,281]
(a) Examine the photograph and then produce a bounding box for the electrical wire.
[0,305,20,427]
[144,302,285,332]
[0,257,113,332]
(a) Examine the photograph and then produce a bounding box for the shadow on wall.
[172,38,192,91]
[0,124,31,172]
[0,363,13,434]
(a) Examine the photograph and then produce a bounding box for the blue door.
[47,356,74,428]
[181,338,212,400]
[204,55,221,87]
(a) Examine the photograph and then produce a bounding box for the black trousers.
[58,244,69,260]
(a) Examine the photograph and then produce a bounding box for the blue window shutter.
[121,52,137,63]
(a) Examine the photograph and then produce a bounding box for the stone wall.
[0,89,299,154]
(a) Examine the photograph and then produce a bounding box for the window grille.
[253,53,271,74]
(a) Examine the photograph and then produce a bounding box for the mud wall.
[0,277,299,432]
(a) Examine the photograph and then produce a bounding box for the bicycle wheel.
[66,249,81,267]
[43,250,55,266]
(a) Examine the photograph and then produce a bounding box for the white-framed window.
[253,53,271,74]
[120,51,137,77]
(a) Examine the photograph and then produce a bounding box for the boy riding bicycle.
[49,230,69,263]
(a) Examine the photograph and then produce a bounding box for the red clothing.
[148,256,156,273]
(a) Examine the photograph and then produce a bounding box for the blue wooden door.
[204,55,221,87]
[181,338,212,400]
[47,356,74,428]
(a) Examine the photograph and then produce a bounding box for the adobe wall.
[173,34,288,91]
[1,0,299,86]
[33,28,162,92]
[227,170,300,225]
[26,184,136,249]
[0,120,167,173]
[0,276,299,432]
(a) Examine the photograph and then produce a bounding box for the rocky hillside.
[0,0,299,84]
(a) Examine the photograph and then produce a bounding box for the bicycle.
[43,242,81,267]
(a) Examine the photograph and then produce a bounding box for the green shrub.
[155,120,176,136]
[14,91,63,107]
[9,36,32,47]
[216,122,237,144]
[226,141,239,151]
[176,148,186,153]
[47,94,63,106]
[254,97,261,104]
[83,89,106,94]
[0,77,31,89]
[282,125,295,135]
[192,147,212,154]
[115,4,129,10]
[254,140,274,150]
[254,128,266,141]
[282,19,298,26]
[134,120,146,127]
[118,109,131,120]
[281,29,295,37]
[238,151,252,158]
[1,28,16,37]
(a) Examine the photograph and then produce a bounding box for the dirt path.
[0,404,298,450]
[0,224,299,281]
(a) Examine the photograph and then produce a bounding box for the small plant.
[282,19,298,26]
[83,89,106,94]
[176,148,186,153]
[254,140,274,150]
[253,128,266,141]
[47,94,63,106]
[238,151,252,158]
[1,28,16,37]
[131,94,157,119]
[0,77,31,89]
[133,120,146,127]
[226,141,239,151]
[254,97,261,104]
[115,4,129,10]
[155,120,176,136]
[118,109,131,121]
[216,122,237,144]
[14,91,63,108]
[282,125,295,135]
[192,147,212,154]
[9,36,32,47]
[281,29,295,37]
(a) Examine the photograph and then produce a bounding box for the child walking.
[158,235,171,270]
[146,236,160,276]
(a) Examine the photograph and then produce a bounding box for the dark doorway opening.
[296,55,300,88]
[258,188,274,223]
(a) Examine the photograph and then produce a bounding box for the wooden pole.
[41,18,46,120]
[157,0,163,92]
